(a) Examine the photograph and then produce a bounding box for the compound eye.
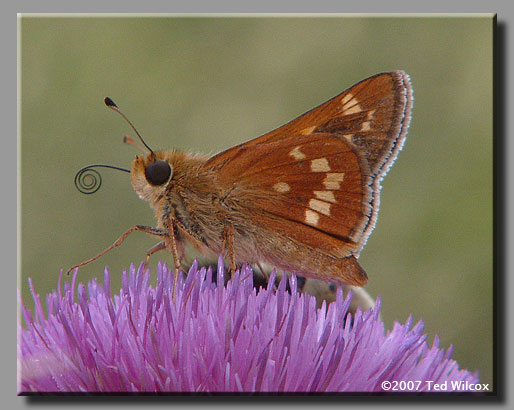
[144,160,172,186]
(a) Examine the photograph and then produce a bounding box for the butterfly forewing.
[203,71,412,180]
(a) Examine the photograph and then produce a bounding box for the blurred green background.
[20,16,493,387]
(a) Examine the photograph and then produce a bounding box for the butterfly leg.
[67,225,167,274]
[256,262,269,281]
[165,218,184,301]
[222,225,236,277]
[143,241,167,270]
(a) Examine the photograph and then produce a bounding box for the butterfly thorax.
[130,150,233,254]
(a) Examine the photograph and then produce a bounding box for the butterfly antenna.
[123,135,147,154]
[104,97,154,154]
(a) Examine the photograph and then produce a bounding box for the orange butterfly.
[71,71,413,297]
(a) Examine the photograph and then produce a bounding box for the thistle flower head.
[18,258,478,393]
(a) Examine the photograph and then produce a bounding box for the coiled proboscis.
[74,164,130,195]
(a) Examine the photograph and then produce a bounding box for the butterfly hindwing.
[215,134,372,258]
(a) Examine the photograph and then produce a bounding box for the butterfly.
[71,71,413,297]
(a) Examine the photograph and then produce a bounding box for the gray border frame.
[10,2,512,408]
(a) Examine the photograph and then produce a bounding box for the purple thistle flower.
[18,258,479,393]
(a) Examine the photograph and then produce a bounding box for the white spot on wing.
[273,182,291,193]
[299,125,316,135]
[305,210,320,226]
[314,190,336,203]
[342,92,362,114]
[323,181,340,190]
[341,92,354,106]
[309,199,331,216]
[289,146,306,160]
[310,158,331,172]
[323,173,345,190]
[345,104,362,115]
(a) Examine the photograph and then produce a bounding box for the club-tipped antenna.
[104,97,153,154]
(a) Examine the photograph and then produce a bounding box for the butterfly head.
[74,98,177,200]
[131,151,173,203]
